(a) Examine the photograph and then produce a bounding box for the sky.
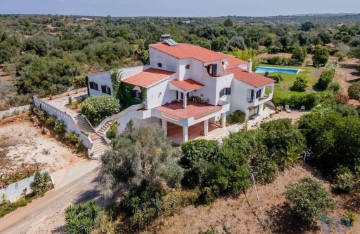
[0,0,359,17]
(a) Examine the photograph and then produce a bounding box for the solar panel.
[164,39,178,46]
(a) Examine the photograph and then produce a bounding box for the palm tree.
[279,145,304,169]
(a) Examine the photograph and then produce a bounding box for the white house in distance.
[87,35,274,144]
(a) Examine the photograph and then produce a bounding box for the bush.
[290,77,308,92]
[316,70,335,90]
[357,64,360,73]
[45,115,56,126]
[266,56,299,66]
[334,166,354,193]
[181,139,219,168]
[312,46,330,67]
[64,132,79,145]
[269,73,283,83]
[105,121,119,139]
[226,110,246,124]
[54,119,66,133]
[30,171,52,196]
[65,200,100,234]
[285,178,336,224]
[274,92,326,110]
[80,96,120,126]
[344,211,358,225]
[348,82,360,101]
[291,46,307,63]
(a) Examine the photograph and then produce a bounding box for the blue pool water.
[255,66,300,74]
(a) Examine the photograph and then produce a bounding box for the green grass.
[257,65,321,100]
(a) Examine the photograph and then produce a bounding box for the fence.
[0,170,54,204]
[33,96,93,149]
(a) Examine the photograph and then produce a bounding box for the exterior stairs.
[91,138,110,159]
[97,120,113,135]
[73,114,95,135]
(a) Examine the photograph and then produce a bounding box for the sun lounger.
[285,105,292,113]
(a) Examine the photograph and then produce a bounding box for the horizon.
[1,0,360,17]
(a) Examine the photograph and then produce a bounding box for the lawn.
[257,65,321,100]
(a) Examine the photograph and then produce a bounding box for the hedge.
[273,92,331,109]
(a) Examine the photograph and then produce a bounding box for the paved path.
[0,160,101,234]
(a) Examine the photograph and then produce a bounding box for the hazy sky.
[0,0,359,17]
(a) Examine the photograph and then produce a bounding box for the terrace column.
[221,113,226,128]
[204,119,209,137]
[183,126,188,143]
[162,119,167,136]
[183,92,187,109]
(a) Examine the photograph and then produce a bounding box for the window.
[256,89,262,99]
[185,64,190,69]
[219,88,231,98]
[101,85,111,95]
[157,63,162,68]
[206,64,218,77]
[89,82,98,91]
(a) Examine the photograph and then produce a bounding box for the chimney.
[247,59,252,73]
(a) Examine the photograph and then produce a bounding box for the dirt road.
[0,160,101,234]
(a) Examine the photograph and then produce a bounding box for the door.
[249,105,259,117]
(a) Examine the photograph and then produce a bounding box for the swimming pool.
[255,66,300,74]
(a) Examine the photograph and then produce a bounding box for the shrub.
[312,46,330,67]
[54,119,66,133]
[65,200,100,234]
[285,178,336,224]
[316,70,335,90]
[290,77,308,92]
[64,132,79,145]
[181,139,219,168]
[250,152,279,185]
[291,46,307,63]
[348,82,360,101]
[335,166,354,193]
[357,64,360,73]
[274,92,327,110]
[30,171,52,196]
[105,121,119,139]
[344,211,358,225]
[269,73,283,83]
[45,115,56,126]
[80,96,120,126]
[226,110,246,124]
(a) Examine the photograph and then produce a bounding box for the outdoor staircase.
[97,120,113,135]
[91,138,109,159]
[74,114,95,135]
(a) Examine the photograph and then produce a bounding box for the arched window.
[185,64,190,69]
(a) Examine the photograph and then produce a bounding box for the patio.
[167,121,221,145]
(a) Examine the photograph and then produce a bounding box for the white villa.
[87,35,275,144]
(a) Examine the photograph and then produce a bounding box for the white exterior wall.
[87,66,151,97]
[87,72,113,97]
[146,74,177,109]
[149,48,179,73]
[230,80,254,118]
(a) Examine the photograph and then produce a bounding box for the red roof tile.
[122,68,174,88]
[155,101,222,121]
[227,67,275,88]
[150,43,225,63]
[219,53,247,68]
[169,79,204,92]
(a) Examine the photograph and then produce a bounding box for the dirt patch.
[142,165,359,234]
[0,120,82,177]
[335,58,360,94]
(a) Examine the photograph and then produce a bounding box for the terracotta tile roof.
[155,101,222,121]
[169,79,204,92]
[227,67,275,88]
[219,53,247,68]
[122,68,174,88]
[149,43,225,63]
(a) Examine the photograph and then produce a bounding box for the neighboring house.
[87,35,274,143]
